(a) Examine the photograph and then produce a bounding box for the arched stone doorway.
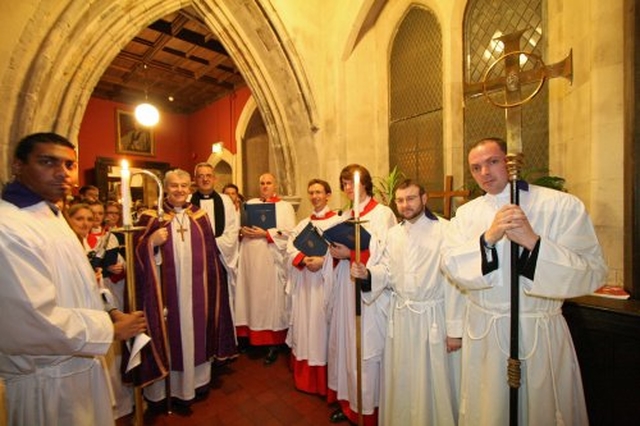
[0,0,319,198]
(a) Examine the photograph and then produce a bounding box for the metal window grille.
[389,7,444,210]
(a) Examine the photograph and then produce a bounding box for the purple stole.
[130,202,237,387]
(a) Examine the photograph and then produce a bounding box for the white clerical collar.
[484,184,511,208]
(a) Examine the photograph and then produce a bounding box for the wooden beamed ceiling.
[92,7,246,115]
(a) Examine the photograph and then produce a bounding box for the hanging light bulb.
[135,64,160,127]
[135,102,159,126]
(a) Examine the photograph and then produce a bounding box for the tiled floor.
[118,347,338,425]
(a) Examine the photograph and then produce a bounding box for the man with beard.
[352,179,465,425]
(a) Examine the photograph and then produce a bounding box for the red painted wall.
[77,86,252,185]
[188,87,251,161]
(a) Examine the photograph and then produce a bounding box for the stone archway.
[0,0,318,197]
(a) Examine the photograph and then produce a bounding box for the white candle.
[353,171,360,219]
[121,160,132,226]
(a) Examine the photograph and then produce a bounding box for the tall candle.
[121,160,132,226]
[353,171,360,219]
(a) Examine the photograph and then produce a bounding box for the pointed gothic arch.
[387,5,444,206]
[0,0,318,197]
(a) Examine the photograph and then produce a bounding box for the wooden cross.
[428,175,469,219]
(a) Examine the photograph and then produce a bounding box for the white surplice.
[369,213,465,425]
[285,209,343,366]
[0,200,114,426]
[235,199,296,338]
[197,193,240,315]
[441,184,607,426]
[327,199,396,416]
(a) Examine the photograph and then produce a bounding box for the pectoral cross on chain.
[176,225,188,241]
[175,213,188,241]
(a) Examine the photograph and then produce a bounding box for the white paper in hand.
[126,333,151,373]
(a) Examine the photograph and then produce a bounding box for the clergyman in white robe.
[285,206,343,395]
[327,197,396,423]
[235,197,296,345]
[441,183,607,426]
[367,210,465,425]
[0,192,115,426]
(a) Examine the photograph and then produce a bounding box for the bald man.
[234,173,296,364]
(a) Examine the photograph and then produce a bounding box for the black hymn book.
[243,202,277,230]
[322,220,371,251]
[293,222,329,257]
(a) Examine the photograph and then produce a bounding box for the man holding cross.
[135,169,236,410]
[440,137,607,425]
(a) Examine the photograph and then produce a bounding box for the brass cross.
[464,29,573,163]
[176,225,187,241]
[428,175,469,219]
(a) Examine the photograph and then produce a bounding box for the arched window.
[388,6,443,207]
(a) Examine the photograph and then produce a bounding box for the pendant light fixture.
[135,64,160,127]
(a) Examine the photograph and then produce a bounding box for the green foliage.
[521,168,567,192]
[373,165,406,206]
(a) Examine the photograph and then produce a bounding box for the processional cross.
[464,29,573,426]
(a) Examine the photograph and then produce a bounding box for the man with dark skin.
[0,132,146,425]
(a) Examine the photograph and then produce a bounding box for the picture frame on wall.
[116,109,155,156]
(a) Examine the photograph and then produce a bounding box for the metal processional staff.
[466,30,573,426]
[351,171,366,426]
[117,161,168,424]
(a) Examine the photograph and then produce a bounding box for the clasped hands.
[302,256,324,272]
[241,226,269,239]
[329,243,368,280]
[485,204,539,250]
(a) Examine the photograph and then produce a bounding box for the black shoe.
[238,337,250,354]
[145,399,167,416]
[264,346,279,365]
[330,408,348,423]
[194,385,210,401]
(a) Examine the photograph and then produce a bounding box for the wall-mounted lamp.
[212,141,224,155]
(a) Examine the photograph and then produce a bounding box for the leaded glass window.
[389,6,443,209]
[463,0,548,190]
